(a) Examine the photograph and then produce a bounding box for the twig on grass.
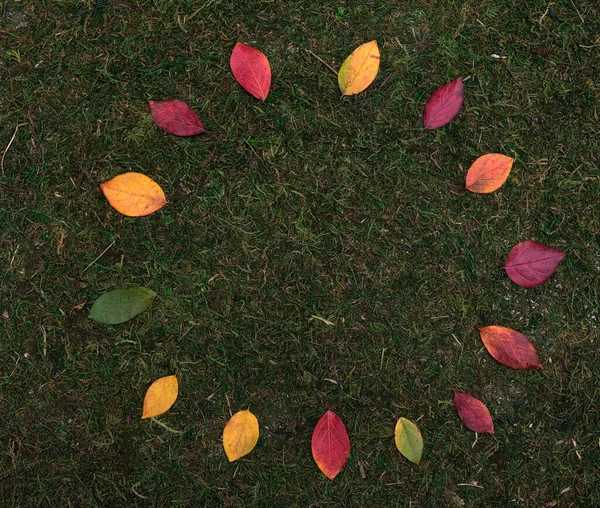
[308,50,338,76]
[82,240,116,274]
[1,123,27,173]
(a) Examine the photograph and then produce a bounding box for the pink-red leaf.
[423,77,464,130]
[505,241,566,288]
[230,43,271,102]
[149,99,206,136]
[479,325,542,370]
[311,410,350,480]
[453,392,494,434]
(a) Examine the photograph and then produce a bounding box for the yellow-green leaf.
[223,409,259,462]
[141,375,178,419]
[394,417,423,465]
[338,40,380,97]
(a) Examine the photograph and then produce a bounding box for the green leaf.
[89,287,156,325]
[394,417,423,465]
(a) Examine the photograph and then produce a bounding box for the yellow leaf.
[338,40,380,97]
[394,417,423,465]
[100,172,167,217]
[223,409,259,462]
[141,375,178,419]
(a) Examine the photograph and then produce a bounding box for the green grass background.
[1,1,599,506]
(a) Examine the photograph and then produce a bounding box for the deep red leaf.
[423,77,464,130]
[230,43,271,102]
[149,99,205,136]
[453,392,494,434]
[505,241,566,288]
[311,410,350,480]
[479,325,543,370]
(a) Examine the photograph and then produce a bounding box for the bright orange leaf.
[338,40,380,97]
[479,325,542,370]
[141,375,178,419]
[311,410,350,480]
[465,153,514,193]
[100,172,167,217]
[223,409,259,462]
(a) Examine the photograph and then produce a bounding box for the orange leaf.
[311,410,350,480]
[230,43,271,102]
[141,375,178,419]
[465,153,514,193]
[223,409,259,462]
[479,325,542,370]
[338,40,380,97]
[100,172,167,217]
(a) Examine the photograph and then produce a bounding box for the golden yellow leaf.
[100,172,167,217]
[141,375,178,419]
[223,409,259,462]
[338,40,380,97]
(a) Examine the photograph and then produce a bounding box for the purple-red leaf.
[311,410,350,480]
[453,392,494,434]
[479,325,542,370]
[230,43,271,102]
[423,77,464,130]
[505,241,566,288]
[149,99,206,136]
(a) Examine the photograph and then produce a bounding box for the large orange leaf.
[338,40,380,97]
[453,392,494,434]
[223,409,259,462]
[479,325,542,370]
[311,410,350,480]
[100,172,167,217]
[465,153,514,193]
[230,43,271,102]
[141,375,178,419]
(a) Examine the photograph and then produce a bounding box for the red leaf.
[311,410,350,480]
[149,99,206,136]
[230,43,271,102]
[505,241,566,288]
[453,392,494,434]
[479,325,543,370]
[423,77,464,130]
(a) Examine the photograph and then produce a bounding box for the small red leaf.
[423,77,464,130]
[453,392,494,434]
[230,43,271,102]
[311,410,350,480]
[149,99,206,136]
[479,325,542,370]
[505,241,566,288]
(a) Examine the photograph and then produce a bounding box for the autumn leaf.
[479,325,542,370]
[89,287,156,325]
[149,99,206,136]
[312,410,350,480]
[223,409,259,462]
[394,417,423,464]
[465,153,514,193]
[100,172,167,217]
[505,241,566,288]
[422,77,464,130]
[453,392,494,434]
[338,40,380,97]
[230,43,271,102]
[142,375,178,419]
